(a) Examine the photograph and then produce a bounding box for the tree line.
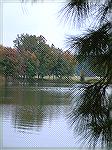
[0,33,76,82]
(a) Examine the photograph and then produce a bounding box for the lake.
[0,82,110,149]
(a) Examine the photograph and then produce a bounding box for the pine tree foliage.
[60,0,112,148]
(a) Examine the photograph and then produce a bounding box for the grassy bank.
[38,75,100,84]
[0,75,100,85]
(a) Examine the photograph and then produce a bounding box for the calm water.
[0,82,111,148]
[0,82,81,148]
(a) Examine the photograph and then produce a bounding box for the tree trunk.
[53,74,54,80]
[38,74,39,79]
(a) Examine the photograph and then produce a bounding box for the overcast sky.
[2,2,91,50]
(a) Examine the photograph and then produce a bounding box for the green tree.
[63,50,76,79]
[55,56,65,78]
[13,33,39,53]
[49,48,65,79]
[48,45,60,79]
[37,35,49,79]
[1,59,15,80]
[26,59,37,80]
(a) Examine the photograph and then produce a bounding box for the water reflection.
[0,86,74,147]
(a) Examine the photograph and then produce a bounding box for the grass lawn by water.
[0,75,100,85]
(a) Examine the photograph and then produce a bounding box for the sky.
[2,1,92,50]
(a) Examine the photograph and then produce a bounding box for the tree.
[13,33,39,53]
[59,0,112,148]
[48,46,61,79]
[37,40,50,79]
[63,50,76,79]
[0,46,18,82]
[0,45,5,75]
[13,34,46,80]
[25,59,37,80]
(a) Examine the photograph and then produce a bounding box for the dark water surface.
[0,82,111,148]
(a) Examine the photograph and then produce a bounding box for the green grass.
[43,75,100,84]
[0,75,100,85]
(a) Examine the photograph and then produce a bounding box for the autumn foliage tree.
[0,45,18,81]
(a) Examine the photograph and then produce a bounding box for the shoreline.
[0,76,100,86]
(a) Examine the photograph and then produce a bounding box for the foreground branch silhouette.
[60,0,112,148]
